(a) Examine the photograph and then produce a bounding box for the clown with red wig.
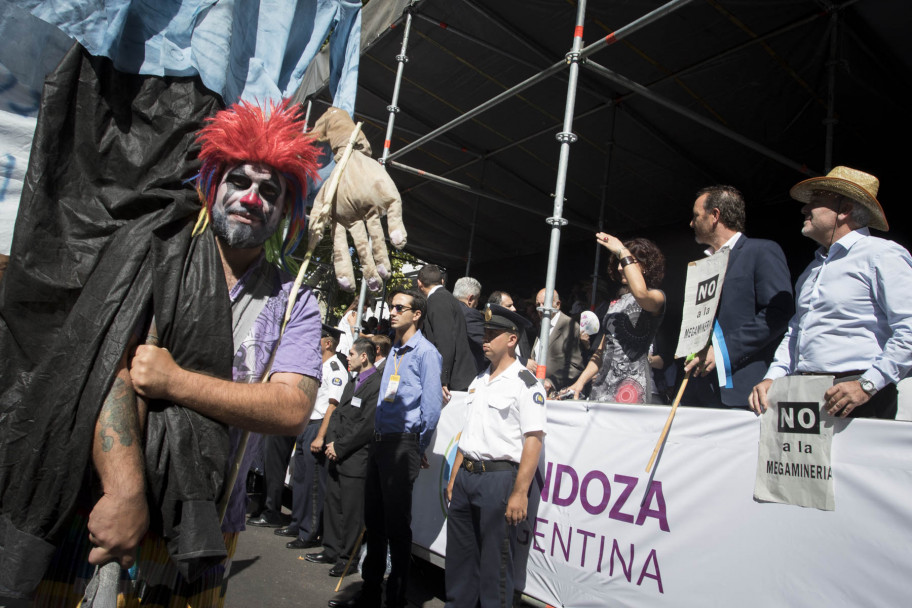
[22,100,326,607]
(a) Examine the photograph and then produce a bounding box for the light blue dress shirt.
[375,329,443,454]
[765,228,912,390]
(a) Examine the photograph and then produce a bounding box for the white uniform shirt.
[458,359,547,463]
[312,356,349,420]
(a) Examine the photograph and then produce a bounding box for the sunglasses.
[391,304,413,313]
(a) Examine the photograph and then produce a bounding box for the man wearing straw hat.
[7,100,325,605]
[749,166,912,419]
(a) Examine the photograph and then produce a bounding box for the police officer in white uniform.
[444,304,546,608]
[283,324,350,548]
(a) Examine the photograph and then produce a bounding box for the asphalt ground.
[225,517,447,608]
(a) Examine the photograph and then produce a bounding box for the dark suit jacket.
[460,303,486,372]
[692,236,794,406]
[537,311,585,388]
[423,287,478,391]
[325,367,382,477]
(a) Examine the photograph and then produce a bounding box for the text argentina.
[531,462,669,592]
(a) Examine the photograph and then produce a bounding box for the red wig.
[193,99,321,267]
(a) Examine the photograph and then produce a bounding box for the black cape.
[0,45,235,597]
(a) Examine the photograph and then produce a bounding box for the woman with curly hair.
[564,233,666,404]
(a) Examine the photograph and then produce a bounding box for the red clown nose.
[240,191,263,208]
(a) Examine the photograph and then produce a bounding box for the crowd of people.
[2,94,911,608]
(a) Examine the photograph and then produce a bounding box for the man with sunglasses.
[444,304,546,608]
[347,288,443,608]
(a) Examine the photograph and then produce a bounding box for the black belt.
[797,370,864,379]
[372,432,419,442]
[462,459,517,473]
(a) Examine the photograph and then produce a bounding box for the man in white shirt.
[445,304,545,608]
[749,166,912,419]
[279,324,350,548]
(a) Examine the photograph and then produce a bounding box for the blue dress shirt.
[375,330,443,453]
[766,228,912,390]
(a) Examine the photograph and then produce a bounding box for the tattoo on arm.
[98,376,140,453]
[296,375,319,402]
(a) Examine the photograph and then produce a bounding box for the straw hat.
[789,166,888,231]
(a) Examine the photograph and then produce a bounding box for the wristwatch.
[859,378,877,397]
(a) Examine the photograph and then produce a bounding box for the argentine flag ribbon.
[711,320,733,389]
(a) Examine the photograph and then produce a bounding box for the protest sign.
[674,250,729,359]
[754,375,836,510]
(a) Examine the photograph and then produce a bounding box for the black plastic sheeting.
[0,45,234,596]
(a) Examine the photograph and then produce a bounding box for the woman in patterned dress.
[564,233,666,404]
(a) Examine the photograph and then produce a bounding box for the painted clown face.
[210,163,288,249]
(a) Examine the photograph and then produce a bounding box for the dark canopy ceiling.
[304,0,912,298]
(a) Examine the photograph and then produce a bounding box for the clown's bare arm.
[88,347,149,568]
[130,344,317,434]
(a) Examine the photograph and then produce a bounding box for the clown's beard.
[210,204,281,249]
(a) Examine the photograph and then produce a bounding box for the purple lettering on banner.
[533,517,547,553]
[580,470,611,515]
[635,481,670,532]
[609,475,637,523]
[636,549,664,593]
[576,528,595,568]
[596,536,606,573]
[551,523,572,561]
[610,540,634,582]
[536,462,553,502]
[552,465,579,507]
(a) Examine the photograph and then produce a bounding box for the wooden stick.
[645,367,693,473]
[334,526,367,592]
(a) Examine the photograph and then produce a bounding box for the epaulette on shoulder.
[518,368,537,388]
[330,360,340,371]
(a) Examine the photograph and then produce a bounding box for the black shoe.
[246,512,284,528]
[327,598,358,608]
[287,537,321,549]
[329,561,348,577]
[328,591,371,608]
[274,526,298,537]
[305,551,335,564]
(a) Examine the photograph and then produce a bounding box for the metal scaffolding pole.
[582,59,817,176]
[356,7,415,335]
[387,160,589,230]
[534,0,587,388]
[591,106,616,311]
[386,0,696,163]
[465,161,485,276]
[824,11,839,173]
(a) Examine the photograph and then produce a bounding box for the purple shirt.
[222,257,322,532]
[355,366,378,392]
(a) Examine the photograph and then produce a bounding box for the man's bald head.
[535,288,560,319]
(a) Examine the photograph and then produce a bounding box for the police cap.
[321,324,343,341]
[484,304,531,334]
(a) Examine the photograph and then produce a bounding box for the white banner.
[675,250,729,359]
[755,375,836,510]
[415,393,912,607]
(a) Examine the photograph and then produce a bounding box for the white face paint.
[210,163,287,249]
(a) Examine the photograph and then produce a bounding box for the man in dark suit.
[454,276,486,373]
[684,185,794,407]
[527,288,585,394]
[417,265,478,397]
[306,338,381,576]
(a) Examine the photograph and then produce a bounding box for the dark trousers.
[290,419,327,541]
[263,434,295,516]
[322,464,365,563]
[361,435,420,608]
[444,467,518,608]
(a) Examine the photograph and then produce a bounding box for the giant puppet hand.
[308,107,407,292]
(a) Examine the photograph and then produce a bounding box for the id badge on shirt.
[384,374,401,402]
[352,397,362,408]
